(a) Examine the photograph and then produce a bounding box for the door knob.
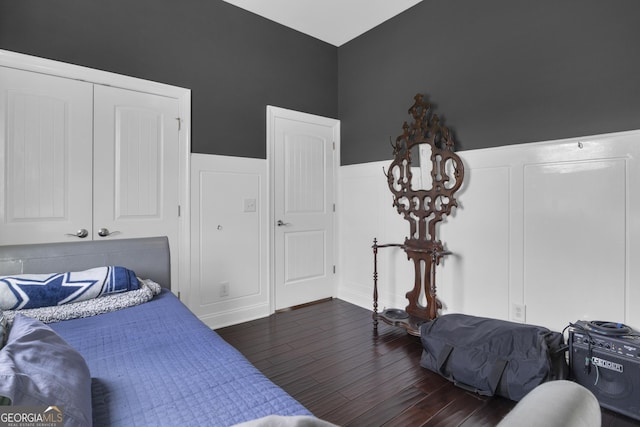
[277,220,291,227]
[65,228,89,238]
[98,228,120,237]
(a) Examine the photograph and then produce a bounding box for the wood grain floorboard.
[217,298,640,426]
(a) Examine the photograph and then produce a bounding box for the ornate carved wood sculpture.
[380,93,464,329]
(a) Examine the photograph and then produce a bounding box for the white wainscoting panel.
[523,159,626,328]
[190,153,269,328]
[337,130,640,332]
[337,162,414,311]
[438,166,511,320]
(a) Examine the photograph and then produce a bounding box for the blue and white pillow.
[0,266,139,310]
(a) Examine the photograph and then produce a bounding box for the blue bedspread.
[50,290,311,426]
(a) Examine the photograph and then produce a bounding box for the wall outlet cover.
[220,282,229,297]
[512,303,526,322]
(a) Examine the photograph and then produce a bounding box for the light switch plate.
[243,198,256,212]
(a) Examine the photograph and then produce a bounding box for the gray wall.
[2,1,640,165]
[339,0,640,164]
[0,0,338,159]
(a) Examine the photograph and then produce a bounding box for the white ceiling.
[222,0,423,47]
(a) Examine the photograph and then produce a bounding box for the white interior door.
[93,85,180,246]
[270,107,338,310]
[0,67,93,244]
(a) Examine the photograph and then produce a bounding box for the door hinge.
[177,291,181,300]
[333,265,336,274]
[333,141,335,150]
[178,205,181,217]
[333,203,336,212]
[176,117,182,131]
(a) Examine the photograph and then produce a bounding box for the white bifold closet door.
[0,66,179,249]
[0,67,93,244]
[92,85,179,243]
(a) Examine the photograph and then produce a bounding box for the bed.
[0,237,328,427]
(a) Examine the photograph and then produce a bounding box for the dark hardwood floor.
[216,298,640,427]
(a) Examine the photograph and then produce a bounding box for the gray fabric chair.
[498,380,601,427]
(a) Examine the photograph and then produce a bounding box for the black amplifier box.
[569,320,640,421]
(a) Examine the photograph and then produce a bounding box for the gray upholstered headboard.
[0,236,171,289]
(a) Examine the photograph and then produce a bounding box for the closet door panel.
[93,85,179,245]
[0,67,93,244]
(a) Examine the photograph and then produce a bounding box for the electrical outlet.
[219,282,229,298]
[243,198,256,212]
[512,303,526,322]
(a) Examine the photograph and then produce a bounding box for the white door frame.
[266,106,340,312]
[0,49,191,297]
